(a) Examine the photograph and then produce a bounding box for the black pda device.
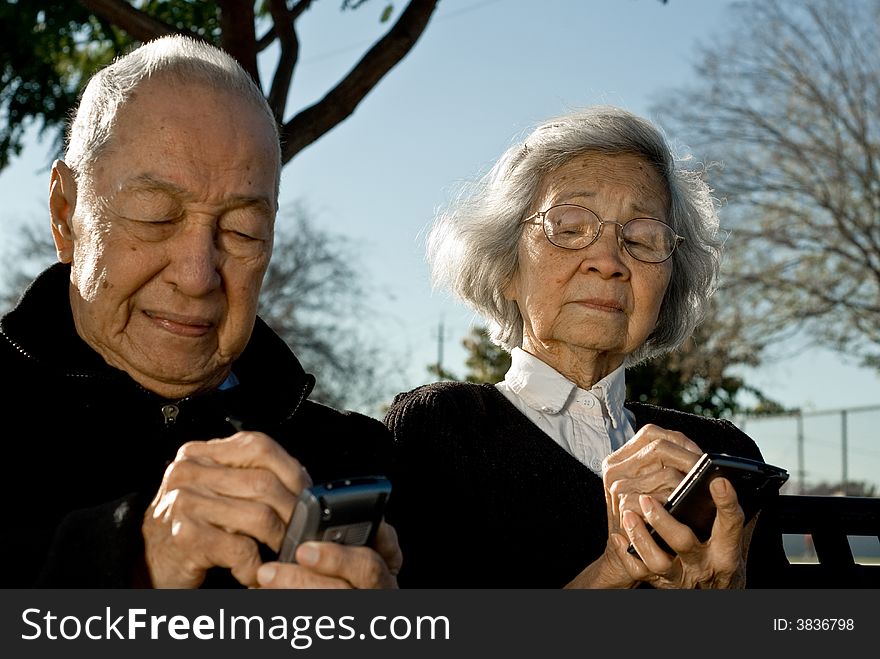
[278,475,392,563]
[627,452,789,556]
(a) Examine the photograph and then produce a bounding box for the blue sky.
[1,0,877,458]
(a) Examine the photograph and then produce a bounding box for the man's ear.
[49,160,77,264]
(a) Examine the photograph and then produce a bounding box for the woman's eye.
[552,221,585,233]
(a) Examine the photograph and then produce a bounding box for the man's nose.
[163,222,222,296]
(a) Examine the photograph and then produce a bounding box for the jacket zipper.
[287,374,316,423]
[162,403,180,427]
[160,373,315,428]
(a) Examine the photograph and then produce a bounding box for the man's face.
[50,76,279,398]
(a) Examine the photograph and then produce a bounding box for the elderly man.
[0,35,400,589]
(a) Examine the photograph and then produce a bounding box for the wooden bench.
[766,494,880,588]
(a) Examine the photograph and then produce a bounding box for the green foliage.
[428,326,511,384]
[137,0,221,38]
[426,363,458,381]
[626,304,788,419]
[1,2,116,168]
[342,1,393,23]
[625,355,784,419]
[461,326,510,384]
[0,1,223,169]
[435,319,784,419]
[1,0,434,415]
[1,0,436,172]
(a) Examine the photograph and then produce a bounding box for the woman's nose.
[578,222,630,278]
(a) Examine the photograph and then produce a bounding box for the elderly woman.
[384,106,784,589]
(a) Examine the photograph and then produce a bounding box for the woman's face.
[505,151,673,377]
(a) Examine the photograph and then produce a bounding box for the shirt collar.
[502,347,629,429]
[218,371,240,390]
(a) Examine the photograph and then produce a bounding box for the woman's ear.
[503,274,518,301]
[49,160,77,264]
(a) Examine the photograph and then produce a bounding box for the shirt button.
[584,398,595,408]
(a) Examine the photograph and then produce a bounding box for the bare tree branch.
[257,203,401,412]
[217,1,259,83]
[266,0,300,122]
[279,0,439,163]
[77,0,187,41]
[653,0,880,368]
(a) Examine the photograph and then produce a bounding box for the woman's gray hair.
[427,105,722,365]
[65,34,280,195]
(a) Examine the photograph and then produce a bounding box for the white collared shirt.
[495,347,636,474]
[219,371,240,390]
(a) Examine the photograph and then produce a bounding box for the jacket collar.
[1,263,313,424]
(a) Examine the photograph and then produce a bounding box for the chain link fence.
[735,405,880,496]
[734,405,880,564]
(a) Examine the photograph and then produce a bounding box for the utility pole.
[841,409,848,495]
[436,317,444,379]
[796,411,805,494]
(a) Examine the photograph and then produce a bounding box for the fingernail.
[297,543,320,565]
[711,478,729,496]
[639,494,654,514]
[257,563,276,585]
[623,510,638,531]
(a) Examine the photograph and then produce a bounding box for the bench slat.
[764,495,880,588]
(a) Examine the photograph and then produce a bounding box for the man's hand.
[142,431,311,588]
[255,520,403,589]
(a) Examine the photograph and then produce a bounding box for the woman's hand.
[603,423,704,523]
[566,424,748,589]
[618,476,749,588]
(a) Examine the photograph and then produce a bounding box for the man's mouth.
[144,311,214,337]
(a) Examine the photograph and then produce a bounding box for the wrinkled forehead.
[532,151,671,215]
[94,77,280,198]
[117,73,271,130]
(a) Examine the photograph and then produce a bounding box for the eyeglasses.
[522,204,684,263]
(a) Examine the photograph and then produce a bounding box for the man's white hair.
[65,35,280,194]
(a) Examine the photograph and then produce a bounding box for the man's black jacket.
[0,263,392,587]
